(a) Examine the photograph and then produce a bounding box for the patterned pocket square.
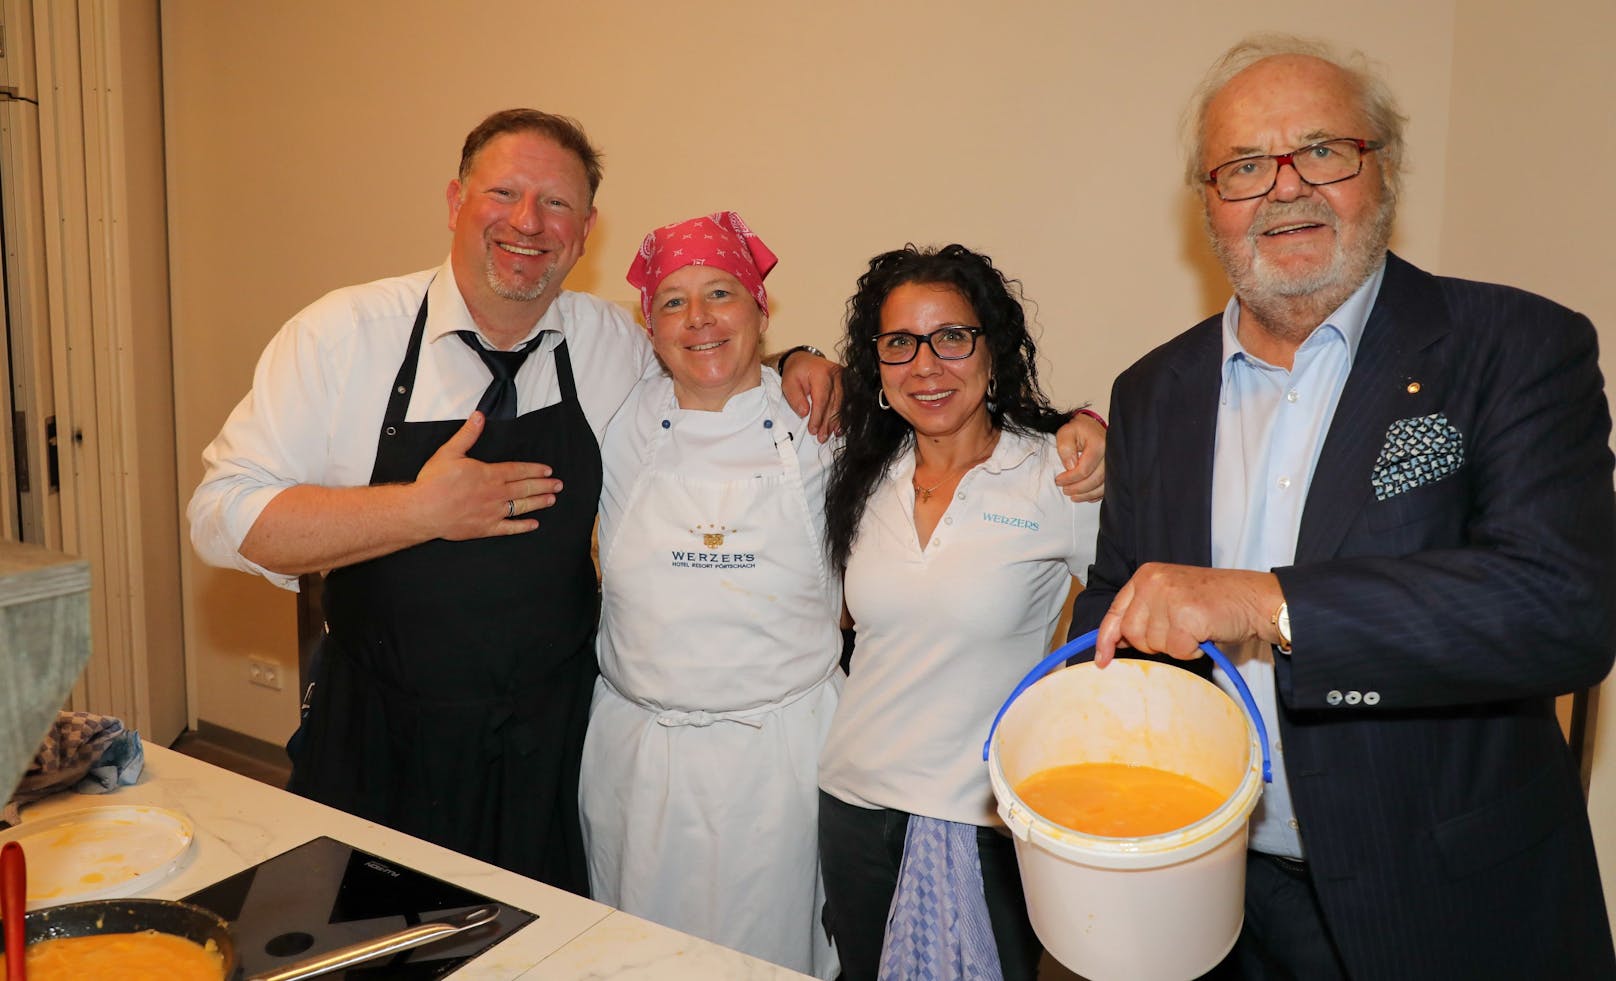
[1371,412,1465,501]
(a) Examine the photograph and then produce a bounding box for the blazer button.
[1364,691,1381,705]
[1345,690,1362,705]
[1326,690,1343,706]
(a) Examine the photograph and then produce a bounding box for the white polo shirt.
[188,260,653,589]
[818,428,1100,826]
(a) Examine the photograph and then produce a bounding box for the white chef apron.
[581,373,842,979]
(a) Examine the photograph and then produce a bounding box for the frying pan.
[0,898,237,976]
[0,898,495,980]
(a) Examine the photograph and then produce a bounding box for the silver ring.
[506,499,516,519]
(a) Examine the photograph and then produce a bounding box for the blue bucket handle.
[981,628,1272,783]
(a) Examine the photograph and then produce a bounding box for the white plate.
[0,804,195,909]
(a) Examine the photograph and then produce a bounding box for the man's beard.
[1209,191,1395,331]
[484,249,556,303]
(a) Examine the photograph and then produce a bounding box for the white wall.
[162,0,1469,745]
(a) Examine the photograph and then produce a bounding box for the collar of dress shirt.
[425,258,563,351]
[1218,258,1388,381]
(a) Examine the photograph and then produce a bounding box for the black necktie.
[456,331,541,420]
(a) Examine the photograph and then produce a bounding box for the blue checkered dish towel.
[2,710,144,825]
[877,815,1004,981]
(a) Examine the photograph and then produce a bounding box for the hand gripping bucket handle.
[982,629,1272,783]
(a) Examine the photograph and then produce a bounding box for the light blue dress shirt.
[1209,261,1385,859]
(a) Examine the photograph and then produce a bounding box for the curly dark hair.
[824,243,1070,571]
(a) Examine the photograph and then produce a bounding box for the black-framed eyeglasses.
[1204,138,1383,202]
[873,326,983,365]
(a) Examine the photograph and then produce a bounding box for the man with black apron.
[291,289,604,892]
[189,109,842,895]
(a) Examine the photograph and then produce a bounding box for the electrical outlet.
[248,655,284,691]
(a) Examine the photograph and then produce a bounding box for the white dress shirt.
[1210,260,1386,858]
[818,429,1100,826]
[188,260,653,589]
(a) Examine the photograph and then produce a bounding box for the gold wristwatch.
[1272,602,1292,653]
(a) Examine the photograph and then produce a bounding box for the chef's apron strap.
[552,336,579,404]
[600,661,838,728]
[768,389,833,596]
[374,285,434,474]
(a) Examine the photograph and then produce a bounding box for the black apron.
[287,293,601,896]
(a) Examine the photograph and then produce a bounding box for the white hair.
[1181,33,1407,202]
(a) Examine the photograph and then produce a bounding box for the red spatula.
[2,840,25,981]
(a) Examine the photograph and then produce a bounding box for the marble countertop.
[12,744,808,980]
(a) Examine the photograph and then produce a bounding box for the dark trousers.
[818,790,1041,981]
[1202,851,1348,981]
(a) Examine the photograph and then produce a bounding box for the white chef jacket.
[818,428,1100,826]
[582,366,842,978]
[187,261,653,589]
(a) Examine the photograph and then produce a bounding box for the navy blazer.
[1070,253,1616,979]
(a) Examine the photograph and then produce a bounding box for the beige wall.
[1442,0,1616,925]
[162,0,1469,745]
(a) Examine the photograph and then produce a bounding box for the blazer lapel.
[1162,319,1222,567]
[1295,253,1452,561]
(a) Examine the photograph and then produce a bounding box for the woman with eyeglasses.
[817,243,1102,980]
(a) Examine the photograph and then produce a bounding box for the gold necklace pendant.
[912,476,947,502]
[913,433,999,504]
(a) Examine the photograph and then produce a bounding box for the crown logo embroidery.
[690,524,737,549]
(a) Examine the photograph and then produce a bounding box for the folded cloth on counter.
[2,710,145,826]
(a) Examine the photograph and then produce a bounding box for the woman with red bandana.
[580,212,843,977]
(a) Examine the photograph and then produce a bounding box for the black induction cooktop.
[183,835,536,979]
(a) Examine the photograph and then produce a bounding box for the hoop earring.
[878,390,890,410]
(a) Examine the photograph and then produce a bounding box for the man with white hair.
[1070,35,1615,979]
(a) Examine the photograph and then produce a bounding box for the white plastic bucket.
[983,632,1269,981]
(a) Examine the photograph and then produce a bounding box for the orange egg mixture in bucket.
[1015,762,1226,838]
[984,633,1270,981]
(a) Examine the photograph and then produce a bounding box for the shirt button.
[956,492,966,501]
[944,516,953,525]
[1288,818,1299,830]
[1277,476,1292,489]
[1364,691,1381,706]
[1326,690,1343,706]
[1286,389,1299,403]
[1345,690,1362,705]
[931,538,941,547]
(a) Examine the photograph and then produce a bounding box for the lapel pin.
[1406,381,1421,394]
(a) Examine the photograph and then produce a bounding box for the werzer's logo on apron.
[673,523,756,569]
